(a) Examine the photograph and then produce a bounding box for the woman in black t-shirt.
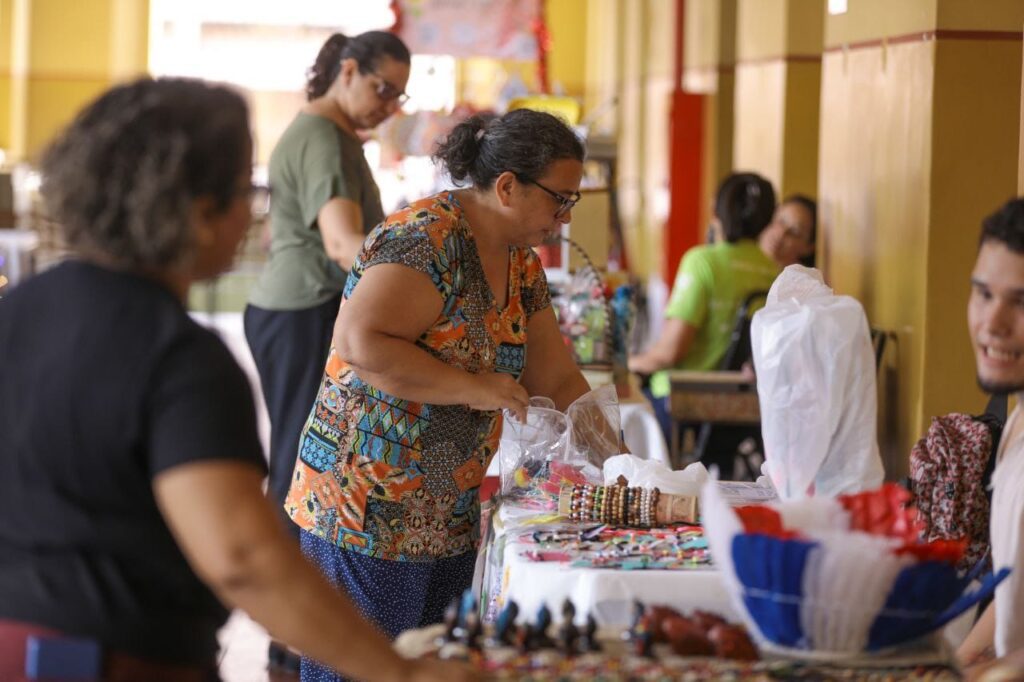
[0,78,474,682]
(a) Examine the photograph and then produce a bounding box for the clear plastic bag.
[750,266,884,499]
[498,388,623,511]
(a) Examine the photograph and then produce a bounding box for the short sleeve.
[664,248,712,327]
[298,130,361,228]
[146,330,266,478]
[354,212,455,302]
[519,247,551,316]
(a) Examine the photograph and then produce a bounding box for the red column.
[664,0,705,287]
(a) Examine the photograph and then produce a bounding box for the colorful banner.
[397,0,542,60]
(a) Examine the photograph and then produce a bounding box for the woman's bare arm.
[335,263,529,421]
[153,461,477,682]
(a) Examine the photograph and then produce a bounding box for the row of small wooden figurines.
[436,594,601,658]
[432,592,756,661]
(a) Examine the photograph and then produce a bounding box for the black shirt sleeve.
[146,329,267,478]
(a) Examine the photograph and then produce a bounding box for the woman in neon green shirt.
[629,173,778,469]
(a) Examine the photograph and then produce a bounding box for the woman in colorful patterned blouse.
[285,109,593,679]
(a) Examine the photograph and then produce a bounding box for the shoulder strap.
[984,393,1008,423]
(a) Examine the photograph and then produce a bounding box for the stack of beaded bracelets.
[566,484,661,527]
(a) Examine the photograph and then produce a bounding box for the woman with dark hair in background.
[244,30,410,670]
[0,78,472,682]
[248,30,411,528]
[760,194,817,268]
[628,172,779,463]
[284,109,594,680]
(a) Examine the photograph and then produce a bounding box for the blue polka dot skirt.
[298,529,477,681]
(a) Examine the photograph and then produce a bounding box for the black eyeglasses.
[370,72,409,104]
[530,179,581,219]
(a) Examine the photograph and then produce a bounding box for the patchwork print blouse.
[284,192,551,561]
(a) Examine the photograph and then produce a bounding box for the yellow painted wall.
[819,3,1024,477]
[684,0,737,237]
[824,0,937,47]
[735,0,788,61]
[733,60,785,187]
[2,0,149,161]
[0,0,13,151]
[924,37,1022,421]
[781,60,820,197]
[546,0,587,97]
[819,40,934,475]
[732,0,822,198]
[583,0,622,136]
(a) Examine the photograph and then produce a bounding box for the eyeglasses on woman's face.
[369,72,409,105]
[529,179,581,219]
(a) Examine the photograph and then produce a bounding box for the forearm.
[959,602,996,666]
[629,343,679,373]
[343,330,478,405]
[547,370,591,412]
[212,532,409,682]
[324,231,365,271]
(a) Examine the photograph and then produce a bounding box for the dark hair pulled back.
[715,172,777,243]
[306,31,411,101]
[433,109,585,189]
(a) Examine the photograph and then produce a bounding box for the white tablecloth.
[497,542,735,626]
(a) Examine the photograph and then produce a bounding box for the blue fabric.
[298,530,476,681]
[641,386,672,448]
[732,534,815,647]
[868,560,961,650]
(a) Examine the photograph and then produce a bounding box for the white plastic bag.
[602,455,709,496]
[750,265,884,499]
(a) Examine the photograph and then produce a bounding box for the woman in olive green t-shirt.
[243,30,411,671]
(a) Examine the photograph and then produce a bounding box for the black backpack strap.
[978,393,1009,498]
[985,393,1008,423]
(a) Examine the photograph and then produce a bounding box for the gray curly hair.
[41,77,250,269]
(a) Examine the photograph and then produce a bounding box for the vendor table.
[480,505,736,628]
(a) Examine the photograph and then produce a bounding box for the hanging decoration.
[531,0,551,94]
[395,0,543,60]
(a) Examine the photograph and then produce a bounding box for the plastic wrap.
[498,388,623,512]
[602,455,709,496]
[750,265,884,499]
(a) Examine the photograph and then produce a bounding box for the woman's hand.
[465,372,529,423]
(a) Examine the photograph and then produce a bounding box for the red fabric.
[837,483,923,544]
[0,619,215,682]
[734,506,802,540]
[0,620,64,682]
[531,0,551,94]
[480,475,500,502]
[894,538,967,565]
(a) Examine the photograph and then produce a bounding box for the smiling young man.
[959,198,1024,677]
